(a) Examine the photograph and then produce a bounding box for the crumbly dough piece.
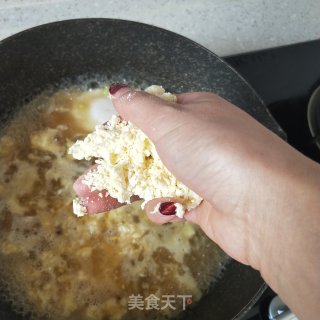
[69,85,202,216]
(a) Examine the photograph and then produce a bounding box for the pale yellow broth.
[0,87,226,320]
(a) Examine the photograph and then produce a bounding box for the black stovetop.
[225,39,320,163]
[223,39,320,319]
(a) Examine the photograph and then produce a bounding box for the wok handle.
[268,296,299,320]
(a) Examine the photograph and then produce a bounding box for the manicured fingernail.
[159,201,176,216]
[109,83,128,96]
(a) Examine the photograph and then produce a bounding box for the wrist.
[257,157,320,319]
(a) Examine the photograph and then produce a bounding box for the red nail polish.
[109,83,128,95]
[159,202,176,216]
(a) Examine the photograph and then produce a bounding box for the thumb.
[144,197,219,244]
[109,83,183,144]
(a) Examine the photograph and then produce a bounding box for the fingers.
[73,164,98,197]
[82,190,124,214]
[73,174,92,197]
[144,197,186,224]
[176,92,218,104]
[73,173,125,214]
[144,197,220,244]
[110,86,184,144]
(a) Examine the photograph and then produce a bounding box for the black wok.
[0,19,285,320]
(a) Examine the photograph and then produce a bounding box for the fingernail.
[159,202,176,216]
[109,83,128,96]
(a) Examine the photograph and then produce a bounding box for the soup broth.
[0,86,226,320]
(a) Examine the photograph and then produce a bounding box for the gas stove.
[224,39,320,320]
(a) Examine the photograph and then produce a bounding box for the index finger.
[110,86,184,144]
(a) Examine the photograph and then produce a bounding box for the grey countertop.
[0,0,319,56]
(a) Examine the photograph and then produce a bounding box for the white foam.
[89,97,116,124]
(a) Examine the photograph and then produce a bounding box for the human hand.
[75,85,320,320]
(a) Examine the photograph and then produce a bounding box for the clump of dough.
[69,85,202,216]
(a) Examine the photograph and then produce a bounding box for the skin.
[74,88,320,319]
